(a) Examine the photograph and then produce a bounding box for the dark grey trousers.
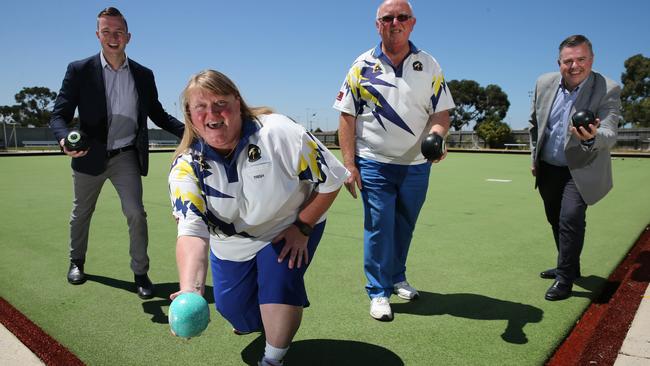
[69,150,149,274]
[537,160,587,283]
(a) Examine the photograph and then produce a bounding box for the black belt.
[107,145,135,158]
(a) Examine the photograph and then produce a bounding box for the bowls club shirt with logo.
[333,42,455,165]
[169,113,349,262]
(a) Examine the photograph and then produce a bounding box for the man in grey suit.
[529,34,622,301]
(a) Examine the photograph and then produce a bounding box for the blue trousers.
[357,157,430,298]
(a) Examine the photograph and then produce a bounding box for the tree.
[476,117,512,148]
[447,80,510,131]
[483,84,510,123]
[14,87,57,127]
[0,87,57,127]
[0,105,20,124]
[621,54,650,127]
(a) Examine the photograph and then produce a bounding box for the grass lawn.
[0,152,648,365]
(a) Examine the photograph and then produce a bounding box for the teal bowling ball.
[169,292,210,338]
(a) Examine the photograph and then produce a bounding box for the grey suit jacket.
[529,71,622,205]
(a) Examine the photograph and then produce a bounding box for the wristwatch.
[293,218,313,237]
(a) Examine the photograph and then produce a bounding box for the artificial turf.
[0,152,648,365]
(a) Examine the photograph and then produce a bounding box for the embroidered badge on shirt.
[413,61,423,71]
[247,144,261,162]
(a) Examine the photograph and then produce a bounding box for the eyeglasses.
[378,14,412,23]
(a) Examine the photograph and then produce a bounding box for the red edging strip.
[547,225,650,365]
[0,297,84,366]
[1,227,648,365]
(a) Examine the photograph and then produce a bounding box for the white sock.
[263,342,289,365]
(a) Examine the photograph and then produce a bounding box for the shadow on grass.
[241,334,404,366]
[574,275,616,303]
[391,291,543,344]
[84,274,214,324]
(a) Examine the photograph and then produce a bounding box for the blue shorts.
[209,221,325,332]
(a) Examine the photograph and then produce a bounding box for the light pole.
[305,109,317,132]
[310,112,316,132]
[2,122,6,149]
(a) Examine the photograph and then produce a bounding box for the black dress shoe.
[134,274,154,299]
[545,280,572,301]
[540,268,556,279]
[67,261,86,284]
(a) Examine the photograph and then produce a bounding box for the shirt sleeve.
[429,63,455,114]
[169,155,210,239]
[332,63,361,116]
[296,129,350,194]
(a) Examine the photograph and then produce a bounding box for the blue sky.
[1,0,648,131]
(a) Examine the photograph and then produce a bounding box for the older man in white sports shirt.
[333,0,455,321]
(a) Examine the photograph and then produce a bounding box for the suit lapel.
[537,73,562,137]
[573,72,595,113]
[92,54,108,119]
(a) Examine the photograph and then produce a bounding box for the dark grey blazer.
[529,71,622,205]
[49,53,184,176]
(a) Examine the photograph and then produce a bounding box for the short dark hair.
[559,34,593,56]
[97,7,128,31]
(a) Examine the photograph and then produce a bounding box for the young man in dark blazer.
[529,35,622,301]
[49,7,185,299]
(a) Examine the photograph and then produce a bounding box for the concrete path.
[0,323,44,366]
[614,285,650,365]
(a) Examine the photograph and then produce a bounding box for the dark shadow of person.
[631,250,650,282]
[574,275,616,304]
[240,334,404,366]
[391,291,543,344]
[84,274,214,324]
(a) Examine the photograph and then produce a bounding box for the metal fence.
[3,125,650,151]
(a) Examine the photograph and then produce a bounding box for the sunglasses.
[378,14,412,23]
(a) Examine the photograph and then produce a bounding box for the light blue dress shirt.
[540,81,583,167]
[100,51,139,150]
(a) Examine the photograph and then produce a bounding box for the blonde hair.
[174,70,272,158]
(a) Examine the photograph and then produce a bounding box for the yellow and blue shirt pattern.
[169,114,349,261]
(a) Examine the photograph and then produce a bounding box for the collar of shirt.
[100,51,129,71]
[372,41,420,75]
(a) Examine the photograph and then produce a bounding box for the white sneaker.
[393,281,419,300]
[370,296,393,321]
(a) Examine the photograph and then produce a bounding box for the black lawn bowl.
[571,109,595,132]
[64,130,89,152]
[421,133,445,161]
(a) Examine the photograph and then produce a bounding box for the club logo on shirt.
[336,91,344,101]
[413,61,423,71]
[247,144,261,162]
[373,63,382,73]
